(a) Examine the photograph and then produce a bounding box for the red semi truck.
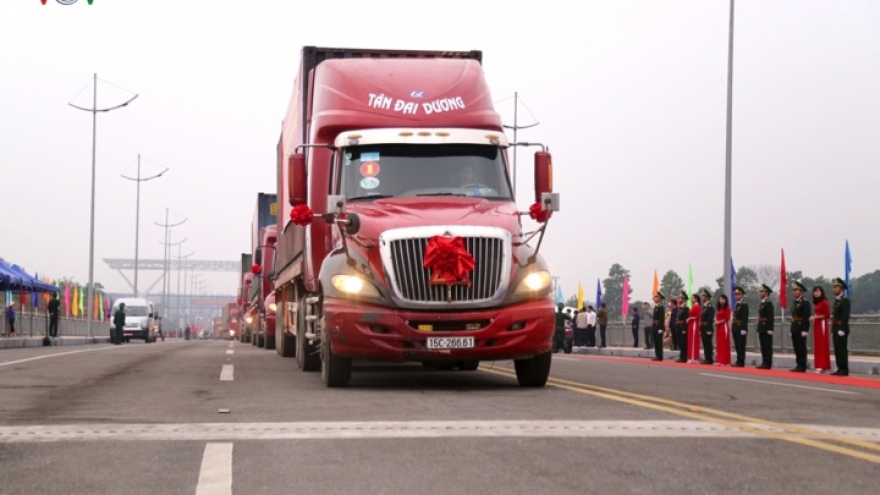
[273,46,559,387]
[255,225,278,349]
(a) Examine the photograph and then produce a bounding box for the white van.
[110,298,158,343]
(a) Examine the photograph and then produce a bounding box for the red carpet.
[559,354,880,390]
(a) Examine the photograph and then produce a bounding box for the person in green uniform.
[675,291,689,363]
[789,281,812,372]
[553,303,571,354]
[699,289,715,364]
[731,286,749,367]
[831,278,851,376]
[651,292,666,361]
[755,284,775,369]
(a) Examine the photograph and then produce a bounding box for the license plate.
[426,337,475,349]
[124,333,133,337]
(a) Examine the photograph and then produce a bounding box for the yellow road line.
[480,367,880,464]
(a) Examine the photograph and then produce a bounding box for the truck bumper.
[323,298,554,362]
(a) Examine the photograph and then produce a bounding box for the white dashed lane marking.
[195,443,233,495]
[698,373,861,395]
[220,364,234,381]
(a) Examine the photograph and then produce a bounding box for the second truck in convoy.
[266,46,559,387]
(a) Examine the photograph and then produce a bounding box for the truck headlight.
[268,302,277,312]
[331,275,380,297]
[245,315,254,324]
[515,271,552,295]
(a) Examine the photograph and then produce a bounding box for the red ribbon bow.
[528,201,551,223]
[423,236,475,286]
[250,264,262,275]
[290,204,314,226]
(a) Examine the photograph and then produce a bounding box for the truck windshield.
[339,144,512,201]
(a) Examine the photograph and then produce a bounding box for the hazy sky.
[1,0,878,303]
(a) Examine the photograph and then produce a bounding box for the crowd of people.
[554,277,853,376]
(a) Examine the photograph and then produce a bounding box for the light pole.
[723,0,735,303]
[155,209,186,320]
[69,74,137,338]
[121,154,167,297]
[502,92,539,199]
[176,248,194,329]
[159,233,186,321]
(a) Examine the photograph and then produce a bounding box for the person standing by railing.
[5,302,16,337]
[810,286,831,373]
[48,293,60,342]
[714,294,732,366]
[831,278,851,376]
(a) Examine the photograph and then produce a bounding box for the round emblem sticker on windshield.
[360,161,380,177]
[360,177,380,190]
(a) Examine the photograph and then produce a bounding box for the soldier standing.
[755,284,775,369]
[789,281,812,372]
[732,286,749,367]
[651,292,666,361]
[699,289,715,364]
[112,303,126,346]
[553,303,571,354]
[831,278,851,376]
[675,291,689,362]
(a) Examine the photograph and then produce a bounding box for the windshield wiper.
[416,192,467,197]
[348,194,395,201]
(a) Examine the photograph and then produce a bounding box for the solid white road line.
[0,346,122,368]
[1,421,878,444]
[195,443,233,495]
[220,364,234,381]
[698,373,861,395]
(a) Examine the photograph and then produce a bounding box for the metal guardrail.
[600,315,880,356]
[2,311,109,338]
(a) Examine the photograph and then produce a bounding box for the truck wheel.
[457,360,480,371]
[257,333,265,348]
[277,330,296,357]
[321,336,351,387]
[513,351,552,387]
[265,334,276,350]
[296,299,320,372]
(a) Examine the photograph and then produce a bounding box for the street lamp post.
[176,249,194,329]
[155,209,186,320]
[502,92,539,199]
[69,74,137,339]
[121,154,167,297]
[159,234,186,322]
[723,0,735,302]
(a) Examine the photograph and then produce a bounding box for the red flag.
[779,249,787,309]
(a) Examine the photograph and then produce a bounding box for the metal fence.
[2,311,109,338]
[600,315,880,356]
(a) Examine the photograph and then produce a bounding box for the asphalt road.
[1,341,879,495]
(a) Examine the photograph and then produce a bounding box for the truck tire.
[296,299,320,372]
[276,330,296,357]
[257,333,265,348]
[457,360,479,371]
[321,335,351,387]
[265,333,275,350]
[513,351,552,387]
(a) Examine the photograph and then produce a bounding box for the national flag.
[730,259,737,309]
[687,264,694,308]
[652,269,659,296]
[595,279,602,310]
[845,240,852,297]
[621,275,630,317]
[577,282,584,310]
[779,249,788,309]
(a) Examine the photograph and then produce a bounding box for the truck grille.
[388,237,505,303]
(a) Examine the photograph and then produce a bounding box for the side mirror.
[254,247,262,265]
[149,313,153,318]
[533,151,553,203]
[288,153,307,206]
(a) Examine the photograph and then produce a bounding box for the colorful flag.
[845,240,852,297]
[64,283,71,316]
[687,264,694,308]
[780,249,787,309]
[43,277,51,305]
[577,282,584,310]
[595,279,602,310]
[621,275,630,317]
[730,259,737,309]
[99,292,104,319]
[78,286,84,316]
[652,269,659,296]
[72,286,79,317]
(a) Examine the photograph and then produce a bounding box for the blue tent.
[0,260,23,290]
[0,260,58,293]
[10,264,58,293]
